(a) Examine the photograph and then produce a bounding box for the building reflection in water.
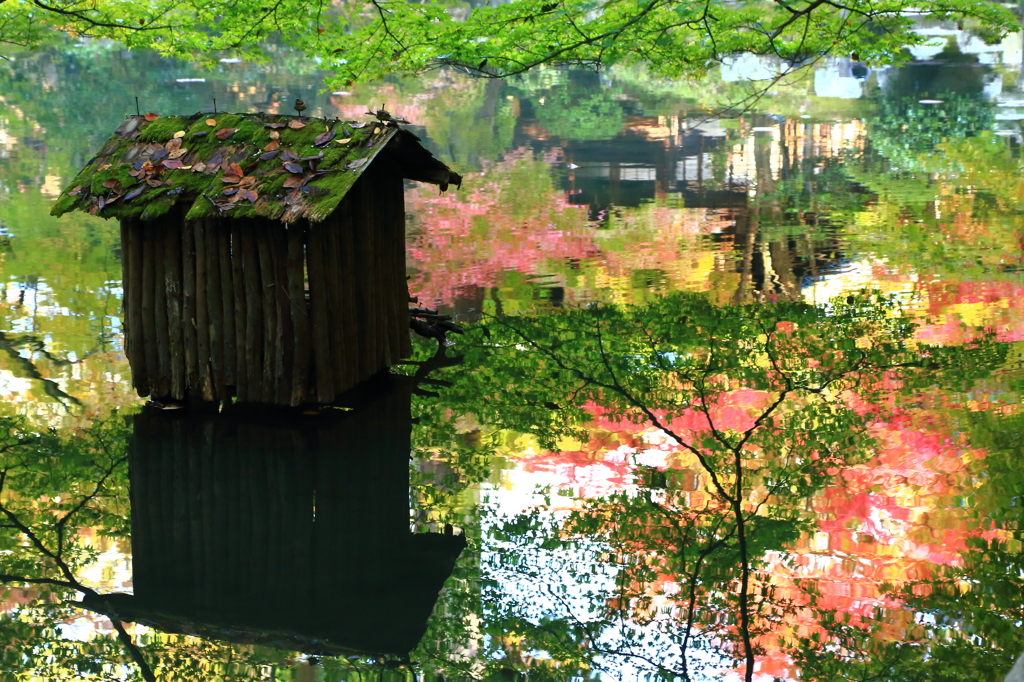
[83,374,466,658]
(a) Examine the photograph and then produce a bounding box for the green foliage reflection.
[411,291,1007,681]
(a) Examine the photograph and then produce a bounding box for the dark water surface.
[0,37,1022,681]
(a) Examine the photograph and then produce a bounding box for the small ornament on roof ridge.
[366,103,410,126]
[294,98,307,116]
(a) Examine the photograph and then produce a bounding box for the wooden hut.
[81,376,466,657]
[51,112,461,407]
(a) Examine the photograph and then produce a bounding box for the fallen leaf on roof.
[144,113,160,121]
[288,119,306,130]
[206,118,217,126]
[124,186,145,201]
[192,162,207,173]
[283,174,309,188]
[166,138,182,152]
[260,149,280,160]
[265,122,287,129]
[283,162,303,174]
[314,129,336,146]
[263,140,280,152]
[281,150,298,162]
[68,185,82,196]
[102,178,122,190]
[336,138,351,145]
[173,130,186,139]
[268,130,281,140]
[346,157,368,170]
[215,128,239,141]
[129,160,152,176]
[229,188,258,203]
[163,159,185,169]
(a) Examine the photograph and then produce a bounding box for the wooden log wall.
[127,381,466,655]
[120,160,413,407]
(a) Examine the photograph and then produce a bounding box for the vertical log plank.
[119,219,131,365]
[256,220,281,404]
[270,222,293,406]
[140,230,158,399]
[163,221,185,400]
[384,170,405,365]
[354,177,378,382]
[325,216,348,393]
[380,170,397,370]
[217,223,237,394]
[368,173,385,376]
[378,176,396,368]
[152,222,171,400]
[230,223,248,402]
[394,175,412,360]
[306,223,336,402]
[205,221,225,400]
[286,223,311,406]
[124,220,149,396]
[344,202,361,382]
[181,219,198,398]
[193,220,214,402]
[336,200,358,391]
[241,225,265,403]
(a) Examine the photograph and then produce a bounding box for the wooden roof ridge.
[50,112,462,224]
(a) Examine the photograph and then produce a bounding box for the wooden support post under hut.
[52,111,461,408]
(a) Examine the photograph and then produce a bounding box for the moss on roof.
[51,112,458,224]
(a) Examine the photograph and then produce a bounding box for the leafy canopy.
[0,0,1016,85]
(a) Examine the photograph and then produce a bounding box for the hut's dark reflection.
[83,374,466,658]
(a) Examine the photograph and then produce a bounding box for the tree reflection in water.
[0,291,1019,679]
[411,290,1020,681]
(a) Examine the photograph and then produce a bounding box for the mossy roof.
[50,112,460,224]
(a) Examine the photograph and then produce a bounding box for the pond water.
[0,35,1022,682]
